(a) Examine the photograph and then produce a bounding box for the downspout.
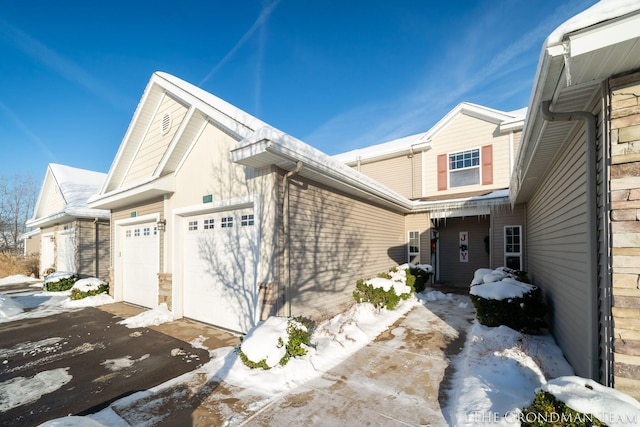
[541,100,599,381]
[281,161,303,317]
[94,218,99,278]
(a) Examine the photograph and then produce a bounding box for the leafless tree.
[0,174,38,254]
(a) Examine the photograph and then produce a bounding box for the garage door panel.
[182,209,257,332]
[122,222,159,308]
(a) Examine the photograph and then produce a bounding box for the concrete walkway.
[102,293,475,426]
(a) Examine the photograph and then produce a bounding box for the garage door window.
[241,214,254,226]
[221,217,233,228]
[204,218,214,230]
[134,228,140,237]
[143,227,150,236]
[188,220,198,231]
[126,230,131,238]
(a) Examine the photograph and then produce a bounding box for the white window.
[408,231,420,264]
[449,149,480,187]
[504,226,522,270]
[241,214,254,226]
[221,217,233,228]
[143,227,150,236]
[188,220,198,231]
[204,218,214,230]
[125,230,132,238]
[134,228,140,237]
[153,226,158,235]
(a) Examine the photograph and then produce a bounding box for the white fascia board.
[569,11,640,57]
[88,174,175,210]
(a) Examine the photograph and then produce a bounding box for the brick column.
[610,71,640,400]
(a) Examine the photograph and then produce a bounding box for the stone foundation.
[158,273,173,310]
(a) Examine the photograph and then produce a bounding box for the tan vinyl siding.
[435,216,490,285]
[122,94,188,186]
[526,121,590,378]
[405,213,431,265]
[490,203,526,269]
[286,175,405,321]
[38,176,66,218]
[425,113,512,197]
[76,218,110,279]
[24,233,40,256]
[358,153,420,199]
[172,122,249,205]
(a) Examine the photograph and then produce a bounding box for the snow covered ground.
[1,273,640,426]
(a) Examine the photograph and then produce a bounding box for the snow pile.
[118,303,174,328]
[0,294,25,319]
[207,298,418,396]
[0,368,73,412]
[541,376,640,427]
[62,293,114,308]
[0,275,41,286]
[71,278,107,293]
[447,322,574,426]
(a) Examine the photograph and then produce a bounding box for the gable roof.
[511,0,640,203]
[26,163,109,228]
[333,102,526,166]
[89,72,270,210]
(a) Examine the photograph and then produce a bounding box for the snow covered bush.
[352,265,414,310]
[408,263,432,292]
[70,277,109,300]
[521,390,605,426]
[43,272,79,292]
[237,316,314,370]
[469,267,545,333]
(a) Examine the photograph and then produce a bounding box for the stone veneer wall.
[158,273,172,310]
[610,71,640,400]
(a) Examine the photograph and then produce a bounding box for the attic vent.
[160,112,172,135]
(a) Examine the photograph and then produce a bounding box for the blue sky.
[1,0,598,181]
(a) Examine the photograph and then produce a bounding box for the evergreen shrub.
[521,391,605,426]
[43,274,79,292]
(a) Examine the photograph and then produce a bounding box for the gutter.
[540,100,599,381]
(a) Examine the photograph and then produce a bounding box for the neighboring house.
[509,3,640,398]
[334,103,526,284]
[87,73,419,333]
[26,164,110,278]
[21,228,41,257]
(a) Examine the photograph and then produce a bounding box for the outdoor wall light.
[157,218,167,232]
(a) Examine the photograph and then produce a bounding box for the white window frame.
[448,148,480,188]
[408,230,420,263]
[504,225,522,270]
[241,214,254,226]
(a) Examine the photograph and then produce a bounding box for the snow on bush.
[238,316,313,369]
[353,264,415,310]
[469,267,545,333]
[544,376,640,426]
[70,278,109,300]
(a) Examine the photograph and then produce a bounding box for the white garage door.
[56,229,75,273]
[41,234,55,275]
[122,222,159,308]
[182,208,257,332]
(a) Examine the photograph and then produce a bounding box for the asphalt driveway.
[0,304,211,427]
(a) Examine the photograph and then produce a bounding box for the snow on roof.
[154,72,269,133]
[333,102,524,164]
[50,164,107,211]
[546,0,640,47]
[28,164,109,227]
